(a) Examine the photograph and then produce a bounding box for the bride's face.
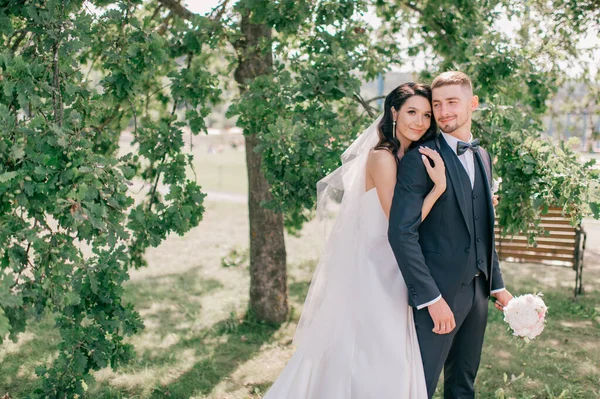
[392,95,432,144]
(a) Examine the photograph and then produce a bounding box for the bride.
[263,82,447,398]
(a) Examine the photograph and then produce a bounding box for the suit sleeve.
[486,150,505,291]
[388,148,441,308]
[491,238,505,291]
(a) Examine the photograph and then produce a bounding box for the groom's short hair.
[431,71,473,93]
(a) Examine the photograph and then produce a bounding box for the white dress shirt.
[416,132,504,310]
[441,132,475,188]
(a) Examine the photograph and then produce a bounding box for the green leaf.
[0,274,22,308]
[0,171,18,183]
[590,202,600,219]
[0,307,10,341]
[9,145,24,161]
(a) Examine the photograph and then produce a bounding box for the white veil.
[293,115,382,349]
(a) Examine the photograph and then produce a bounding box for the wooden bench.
[494,207,587,296]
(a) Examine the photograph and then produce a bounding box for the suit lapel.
[474,149,497,265]
[477,149,493,188]
[436,135,472,237]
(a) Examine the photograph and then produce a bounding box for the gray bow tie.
[457,139,480,156]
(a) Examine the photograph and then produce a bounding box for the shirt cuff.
[491,287,506,294]
[416,294,442,310]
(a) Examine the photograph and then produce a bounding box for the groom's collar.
[440,131,474,156]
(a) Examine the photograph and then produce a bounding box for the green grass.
[2,199,598,398]
[0,200,323,399]
[190,141,247,195]
[471,290,599,399]
[2,140,599,398]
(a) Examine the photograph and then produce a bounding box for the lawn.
[1,136,599,398]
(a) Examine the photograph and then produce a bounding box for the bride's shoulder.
[367,148,397,167]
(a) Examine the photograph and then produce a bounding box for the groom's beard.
[437,114,467,134]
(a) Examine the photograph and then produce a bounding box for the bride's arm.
[366,150,397,218]
[367,148,447,220]
[418,147,446,221]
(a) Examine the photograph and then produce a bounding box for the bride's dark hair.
[376,82,437,155]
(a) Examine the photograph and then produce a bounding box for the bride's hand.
[492,195,499,207]
[419,147,446,193]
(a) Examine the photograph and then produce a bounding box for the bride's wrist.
[431,184,446,197]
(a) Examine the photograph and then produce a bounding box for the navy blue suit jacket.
[388,135,505,308]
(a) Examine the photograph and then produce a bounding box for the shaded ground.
[2,137,599,398]
[1,198,598,398]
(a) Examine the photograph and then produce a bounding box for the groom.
[388,71,513,398]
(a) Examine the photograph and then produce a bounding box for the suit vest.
[454,154,492,284]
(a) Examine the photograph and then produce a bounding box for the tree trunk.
[234,10,288,323]
[244,134,288,323]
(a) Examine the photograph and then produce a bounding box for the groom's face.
[432,84,478,134]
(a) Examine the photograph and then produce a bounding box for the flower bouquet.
[502,293,548,342]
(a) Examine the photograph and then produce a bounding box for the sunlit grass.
[1,162,599,398]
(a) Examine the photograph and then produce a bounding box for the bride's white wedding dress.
[263,188,427,398]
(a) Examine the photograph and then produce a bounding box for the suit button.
[473,194,477,199]
[465,248,470,254]
[475,216,480,221]
[478,259,484,265]
[477,237,482,243]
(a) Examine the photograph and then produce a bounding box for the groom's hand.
[492,289,514,312]
[427,298,456,334]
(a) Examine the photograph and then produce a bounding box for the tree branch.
[10,30,28,53]
[158,0,228,23]
[52,3,65,127]
[209,0,230,22]
[95,105,122,131]
[352,93,378,118]
[364,95,386,104]
[157,11,173,36]
[146,154,167,213]
[402,2,422,14]
[150,3,164,21]
[128,98,137,135]
[52,41,63,127]
[472,119,492,136]
[157,0,195,21]
[85,55,101,81]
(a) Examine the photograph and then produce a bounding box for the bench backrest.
[494,207,582,270]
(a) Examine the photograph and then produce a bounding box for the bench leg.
[577,262,583,294]
[575,231,587,296]
[575,264,583,296]
[575,226,587,296]
[577,254,584,295]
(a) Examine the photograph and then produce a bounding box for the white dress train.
[263,188,427,399]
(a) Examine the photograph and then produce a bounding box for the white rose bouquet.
[503,293,548,342]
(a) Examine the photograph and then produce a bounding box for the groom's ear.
[471,95,479,111]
